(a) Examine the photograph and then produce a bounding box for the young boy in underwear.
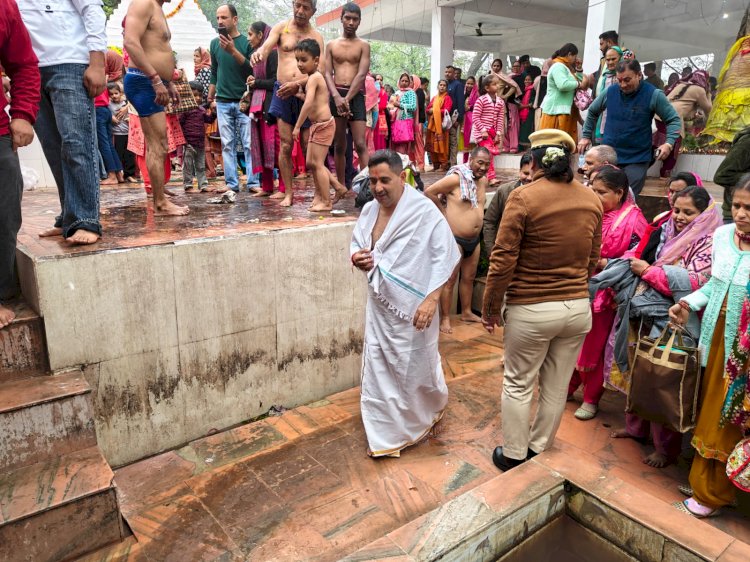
[292,39,347,212]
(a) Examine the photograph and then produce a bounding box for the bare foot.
[610,428,646,443]
[308,203,333,213]
[0,302,16,328]
[67,230,100,245]
[440,317,453,334]
[214,186,229,194]
[39,227,63,238]
[164,187,178,197]
[643,452,670,468]
[331,180,348,204]
[252,191,271,198]
[279,195,293,207]
[100,177,118,185]
[117,172,125,183]
[461,311,483,323]
[269,191,286,199]
[154,199,190,216]
[429,418,445,437]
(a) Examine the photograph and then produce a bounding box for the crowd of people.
[1,0,749,525]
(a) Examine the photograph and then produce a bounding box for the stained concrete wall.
[18,223,366,466]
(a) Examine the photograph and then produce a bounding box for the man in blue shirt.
[579,59,681,196]
[445,65,465,167]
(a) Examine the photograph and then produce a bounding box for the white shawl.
[351,185,460,320]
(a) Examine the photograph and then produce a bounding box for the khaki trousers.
[501,299,591,460]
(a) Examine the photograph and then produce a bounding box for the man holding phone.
[207,4,259,193]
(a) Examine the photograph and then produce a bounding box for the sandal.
[574,404,598,420]
[677,484,693,497]
[672,499,719,518]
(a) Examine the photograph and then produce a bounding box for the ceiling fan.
[474,22,503,37]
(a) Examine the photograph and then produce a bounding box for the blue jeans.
[35,64,101,237]
[216,101,259,190]
[96,106,122,173]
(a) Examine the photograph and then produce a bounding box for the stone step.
[0,299,49,383]
[0,369,97,472]
[0,446,124,562]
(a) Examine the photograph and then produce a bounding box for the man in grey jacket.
[482,153,533,255]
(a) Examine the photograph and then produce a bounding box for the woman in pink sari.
[247,21,285,198]
[612,184,721,467]
[364,74,378,154]
[568,165,648,420]
[408,75,426,171]
[374,75,388,150]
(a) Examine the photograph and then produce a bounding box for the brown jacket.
[482,175,603,317]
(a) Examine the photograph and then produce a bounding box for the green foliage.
[103,0,118,18]
[369,41,430,88]
[198,0,258,30]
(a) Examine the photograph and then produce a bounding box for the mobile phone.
[246,84,252,94]
[218,25,229,37]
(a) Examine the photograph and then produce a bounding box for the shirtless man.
[250,0,325,207]
[123,0,188,216]
[323,2,370,187]
[425,145,490,334]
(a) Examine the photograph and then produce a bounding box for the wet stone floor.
[17,170,516,260]
[79,318,750,561]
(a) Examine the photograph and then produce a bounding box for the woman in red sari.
[374,75,388,150]
[568,165,648,420]
[247,21,285,198]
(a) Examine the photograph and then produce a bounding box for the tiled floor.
[80,317,750,561]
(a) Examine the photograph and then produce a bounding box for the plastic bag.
[21,165,39,191]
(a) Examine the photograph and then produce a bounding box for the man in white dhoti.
[351,149,460,457]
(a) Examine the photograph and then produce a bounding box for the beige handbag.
[626,326,702,432]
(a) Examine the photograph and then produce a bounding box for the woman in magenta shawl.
[611,183,721,468]
[568,165,648,421]
[246,21,285,198]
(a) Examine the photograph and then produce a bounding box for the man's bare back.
[326,37,367,87]
[126,0,174,80]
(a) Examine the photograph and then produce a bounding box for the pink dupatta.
[593,196,649,312]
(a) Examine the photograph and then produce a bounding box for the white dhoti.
[361,293,448,456]
[351,185,460,458]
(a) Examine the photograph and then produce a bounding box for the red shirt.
[0,0,40,137]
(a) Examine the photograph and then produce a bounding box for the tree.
[103,0,118,18]
[368,42,430,87]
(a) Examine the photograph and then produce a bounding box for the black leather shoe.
[492,446,526,472]
[527,448,538,460]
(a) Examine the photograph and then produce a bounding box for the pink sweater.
[471,94,505,144]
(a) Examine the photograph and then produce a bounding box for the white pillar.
[582,0,621,75]
[430,6,454,97]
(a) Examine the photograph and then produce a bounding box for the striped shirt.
[471,94,505,144]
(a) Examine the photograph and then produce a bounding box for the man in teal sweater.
[579,59,681,196]
[207,4,259,192]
